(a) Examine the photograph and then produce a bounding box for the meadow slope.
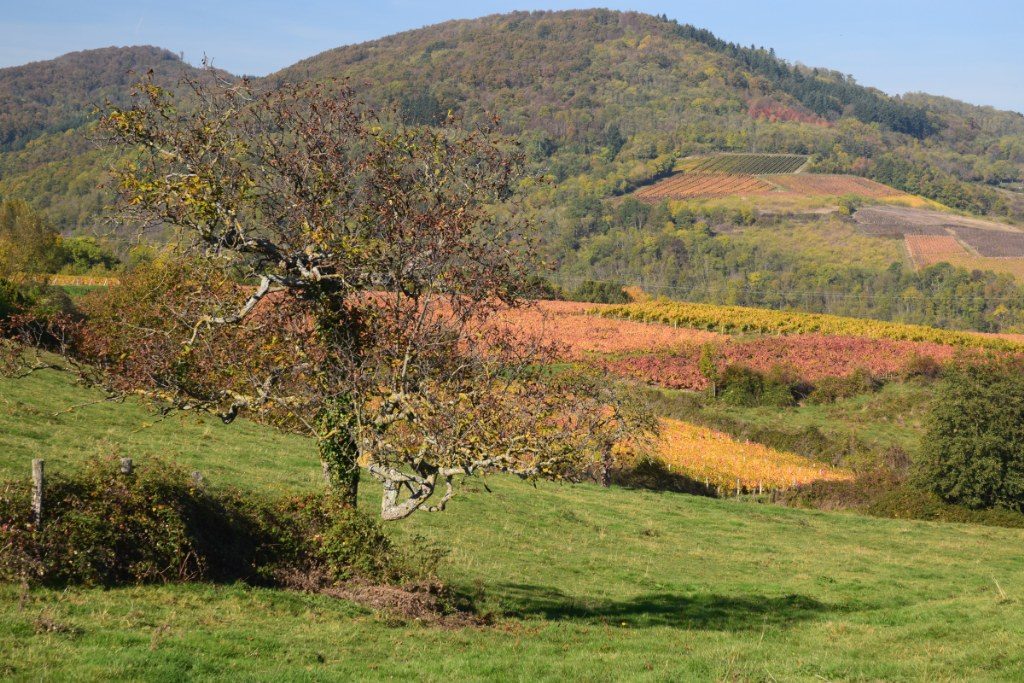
[1,370,1023,680]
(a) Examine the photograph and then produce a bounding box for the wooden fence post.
[31,459,44,528]
[120,458,133,475]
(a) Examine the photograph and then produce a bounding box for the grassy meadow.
[2,371,1024,680]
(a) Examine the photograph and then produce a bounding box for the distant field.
[635,171,908,202]
[953,226,1024,257]
[768,174,902,199]
[854,205,1023,240]
[497,301,982,392]
[855,205,1024,279]
[497,300,723,357]
[596,299,1024,351]
[597,334,957,390]
[634,172,774,201]
[905,234,970,268]
[676,153,808,175]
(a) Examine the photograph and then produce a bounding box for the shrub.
[0,278,29,319]
[915,357,1024,511]
[781,469,1024,528]
[570,280,632,304]
[718,364,765,407]
[273,494,443,587]
[899,353,943,380]
[0,457,439,588]
[807,368,881,404]
[717,363,798,408]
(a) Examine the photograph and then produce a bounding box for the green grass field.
[2,371,1024,680]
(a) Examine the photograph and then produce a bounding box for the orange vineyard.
[497,300,723,357]
[634,173,775,201]
[905,234,969,268]
[634,171,905,202]
[656,418,854,490]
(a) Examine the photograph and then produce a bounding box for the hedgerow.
[0,457,440,588]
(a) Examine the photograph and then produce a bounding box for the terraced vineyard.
[634,173,775,201]
[678,153,808,175]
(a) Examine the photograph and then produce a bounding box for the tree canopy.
[66,71,654,520]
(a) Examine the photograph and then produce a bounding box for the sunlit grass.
[2,369,1023,679]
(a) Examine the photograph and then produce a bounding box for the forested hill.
[5,10,1024,332]
[3,9,1024,233]
[272,10,1024,199]
[0,46,192,152]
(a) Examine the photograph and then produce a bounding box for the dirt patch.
[323,581,489,628]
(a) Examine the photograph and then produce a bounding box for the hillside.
[0,48,216,233]
[0,46,189,152]
[2,368,1024,679]
[4,10,1024,329]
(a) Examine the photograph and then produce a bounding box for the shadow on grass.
[611,459,715,497]
[493,583,833,630]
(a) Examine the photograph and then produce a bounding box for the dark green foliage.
[58,237,120,274]
[522,275,565,300]
[0,458,437,587]
[717,364,798,408]
[807,368,881,404]
[569,279,631,304]
[317,398,361,508]
[916,357,1024,511]
[899,353,943,380]
[0,278,29,318]
[781,470,1024,529]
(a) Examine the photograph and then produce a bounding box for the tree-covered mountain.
[0,45,191,152]
[4,9,1024,330]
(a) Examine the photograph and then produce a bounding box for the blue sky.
[2,1,1022,113]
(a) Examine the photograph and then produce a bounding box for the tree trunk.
[600,451,612,488]
[311,296,364,509]
[318,401,360,508]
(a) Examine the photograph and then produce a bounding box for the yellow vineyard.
[599,299,1024,351]
[657,418,853,491]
